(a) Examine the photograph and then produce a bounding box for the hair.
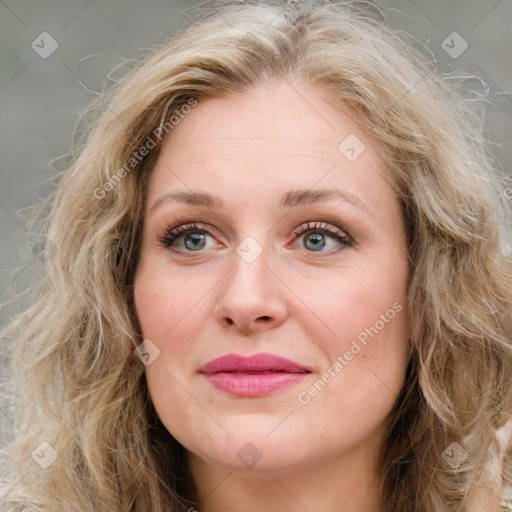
[1,0,511,510]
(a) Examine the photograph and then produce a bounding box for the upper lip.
[199,353,312,375]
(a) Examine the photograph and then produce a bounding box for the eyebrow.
[150,188,372,217]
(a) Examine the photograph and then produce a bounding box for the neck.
[185,432,386,512]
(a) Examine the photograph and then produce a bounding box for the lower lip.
[202,372,310,397]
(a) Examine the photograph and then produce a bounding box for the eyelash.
[157,218,353,257]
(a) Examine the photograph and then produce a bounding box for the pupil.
[182,231,326,251]
[185,233,205,250]
[305,233,325,251]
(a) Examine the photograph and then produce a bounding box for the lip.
[199,353,312,397]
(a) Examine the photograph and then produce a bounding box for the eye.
[157,219,352,257]
[290,221,352,253]
[157,221,219,253]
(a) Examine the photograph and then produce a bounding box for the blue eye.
[158,220,352,256]
[291,221,352,252]
[158,222,216,251]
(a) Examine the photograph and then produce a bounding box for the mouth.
[199,353,311,397]
[199,352,311,375]
[227,370,299,374]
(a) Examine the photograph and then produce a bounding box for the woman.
[1,1,511,510]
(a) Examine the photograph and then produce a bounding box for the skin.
[133,79,411,512]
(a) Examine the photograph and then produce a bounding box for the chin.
[185,428,311,473]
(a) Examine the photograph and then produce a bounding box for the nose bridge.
[227,236,272,299]
[214,235,288,333]
[227,211,274,281]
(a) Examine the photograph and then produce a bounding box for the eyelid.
[291,221,350,242]
[157,221,219,249]
[157,217,353,255]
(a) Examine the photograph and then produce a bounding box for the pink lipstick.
[199,353,311,397]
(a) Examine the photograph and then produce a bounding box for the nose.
[214,246,288,336]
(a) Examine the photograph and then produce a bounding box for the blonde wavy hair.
[1,1,512,510]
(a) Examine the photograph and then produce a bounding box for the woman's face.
[134,80,410,476]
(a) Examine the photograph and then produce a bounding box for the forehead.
[147,80,397,219]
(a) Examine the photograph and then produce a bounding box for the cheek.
[134,268,201,335]
[133,263,237,436]
[298,256,407,340]
[134,272,204,429]
[296,291,409,439]
[296,250,410,394]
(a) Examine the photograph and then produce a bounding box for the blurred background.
[0,0,511,436]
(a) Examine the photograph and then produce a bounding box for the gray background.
[0,1,511,328]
